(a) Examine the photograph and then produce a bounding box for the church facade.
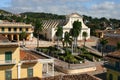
[41,13,90,41]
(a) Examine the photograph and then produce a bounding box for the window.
[8,28,11,32]
[5,70,12,80]
[5,51,12,63]
[2,27,4,32]
[115,62,120,70]
[28,68,33,77]
[14,28,17,32]
[19,28,22,31]
[26,28,28,31]
[109,74,113,80]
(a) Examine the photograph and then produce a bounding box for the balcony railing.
[104,62,120,72]
[0,60,16,65]
[0,31,33,34]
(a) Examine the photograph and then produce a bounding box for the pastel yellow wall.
[0,47,20,62]
[0,63,19,80]
[0,66,14,79]
[4,28,7,32]
[0,46,43,79]
[0,27,33,33]
[0,27,33,41]
[107,69,120,80]
[21,62,42,78]
[33,62,42,78]
[0,46,20,80]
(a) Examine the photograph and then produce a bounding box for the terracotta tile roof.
[20,50,47,61]
[115,29,120,34]
[15,74,101,80]
[104,37,120,46]
[20,50,38,60]
[106,50,120,61]
[95,30,115,33]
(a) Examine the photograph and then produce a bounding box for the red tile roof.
[20,50,38,60]
[104,37,120,46]
[20,50,47,61]
[13,74,101,80]
[106,50,120,61]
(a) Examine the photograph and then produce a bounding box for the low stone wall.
[55,65,96,74]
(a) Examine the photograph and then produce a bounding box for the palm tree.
[70,21,82,52]
[82,31,88,47]
[34,19,43,48]
[55,26,63,47]
[99,38,108,57]
[64,31,71,48]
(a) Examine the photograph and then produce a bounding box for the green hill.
[0,9,120,36]
[20,12,66,20]
[0,9,12,14]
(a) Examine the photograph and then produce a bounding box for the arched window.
[109,74,113,80]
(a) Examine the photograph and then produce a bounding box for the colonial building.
[0,20,33,41]
[0,35,54,80]
[95,28,120,38]
[41,13,90,41]
[105,50,120,80]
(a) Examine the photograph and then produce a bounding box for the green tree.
[20,31,27,40]
[34,19,43,48]
[99,38,108,57]
[70,21,82,52]
[117,42,120,50]
[82,31,88,47]
[64,32,71,48]
[55,26,63,47]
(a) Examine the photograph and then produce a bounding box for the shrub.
[59,56,65,61]
[74,56,84,61]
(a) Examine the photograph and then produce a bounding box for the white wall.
[63,13,90,40]
[43,13,90,41]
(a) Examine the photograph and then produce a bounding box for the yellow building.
[105,50,120,80]
[0,35,54,80]
[0,20,33,41]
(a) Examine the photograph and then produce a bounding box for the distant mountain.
[0,9,12,14]
[20,12,66,20]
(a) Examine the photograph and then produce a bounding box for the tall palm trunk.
[73,37,75,52]
[37,34,39,48]
[101,46,103,57]
[75,37,77,52]
[84,38,86,47]
[71,41,73,54]
[57,38,59,48]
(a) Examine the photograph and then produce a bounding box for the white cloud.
[91,1,115,10]
[2,0,120,19]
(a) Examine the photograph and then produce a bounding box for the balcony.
[0,31,33,34]
[0,60,16,66]
[104,62,120,72]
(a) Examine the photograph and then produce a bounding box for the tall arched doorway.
[8,35,11,41]
[13,34,17,41]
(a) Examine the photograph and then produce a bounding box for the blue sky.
[0,0,120,19]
